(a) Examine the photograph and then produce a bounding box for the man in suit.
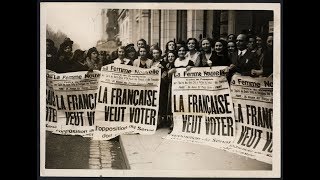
[261,34,273,77]
[230,33,260,76]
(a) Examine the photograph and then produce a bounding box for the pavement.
[88,139,128,169]
[45,131,91,169]
[45,131,128,169]
[45,128,272,171]
[120,128,272,170]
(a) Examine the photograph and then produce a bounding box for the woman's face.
[201,40,211,52]
[256,37,262,48]
[227,42,236,53]
[167,53,175,63]
[46,42,50,51]
[118,48,125,58]
[187,39,196,50]
[128,51,135,59]
[64,46,72,53]
[137,41,145,49]
[139,48,147,58]
[247,37,256,50]
[98,51,105,60]
[91,51,98,60]
[152,49,161,60]
[168,42,175,51]
[267,36,273,47]
[214,42,223,53]
[228,35,235,41]
[178,47,186,58]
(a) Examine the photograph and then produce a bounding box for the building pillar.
[160,10,167,51]
[131,10,140,49]
[151,10,160,46]
[206,10,214,39]
[176,10,187,41]
[139,10,150,45]
[160,10,177,51]
[228,10,236,35]
[187,10,204,40]
[168,10,177,42]
[128,10,133,45]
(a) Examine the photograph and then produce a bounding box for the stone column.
[160,10,166,50]
[130,10,139,48]
[160,10,177,51]
[206,10,214,39]
[168,10,177,42]
[127,10,133,44]
[187,10,204,40]
[228,10,236,35]
[139,10,150,44]
[150,10,160,46]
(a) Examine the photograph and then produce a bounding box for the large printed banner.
[224,74,273,164]
[46,69,58,132]
[165,67,236,149]
[46,70,101,137]
[45,65,273,164]
[93,64,161,140]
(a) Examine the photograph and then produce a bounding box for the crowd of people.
[46,32,274,134]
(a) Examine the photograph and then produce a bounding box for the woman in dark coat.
[70,49,89,72]
[163,51,177,133]
[227,40,237,60]
[261,35,273,77]
[163,40,177,62]
[46,39,58,71]
[55,39,74,73]
[211,39,231,66]
[198,38,231,67]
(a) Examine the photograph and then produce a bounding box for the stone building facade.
[114,9,273,50]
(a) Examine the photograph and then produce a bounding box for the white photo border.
[40,2,281,178]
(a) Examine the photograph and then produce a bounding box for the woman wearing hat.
[85,47,103,71]
[55,39,74,73]
[46,39,58,71]
[70,49,89,72]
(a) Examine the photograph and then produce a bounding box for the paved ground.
[45,131,128,169]
[45,129,272,171]
[120,128,272,170]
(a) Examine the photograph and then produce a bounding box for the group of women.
[46,33,273,133]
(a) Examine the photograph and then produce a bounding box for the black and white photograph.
[40,2,281,177]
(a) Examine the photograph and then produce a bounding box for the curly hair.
[86,47,98,58]
[186,38,199,51]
